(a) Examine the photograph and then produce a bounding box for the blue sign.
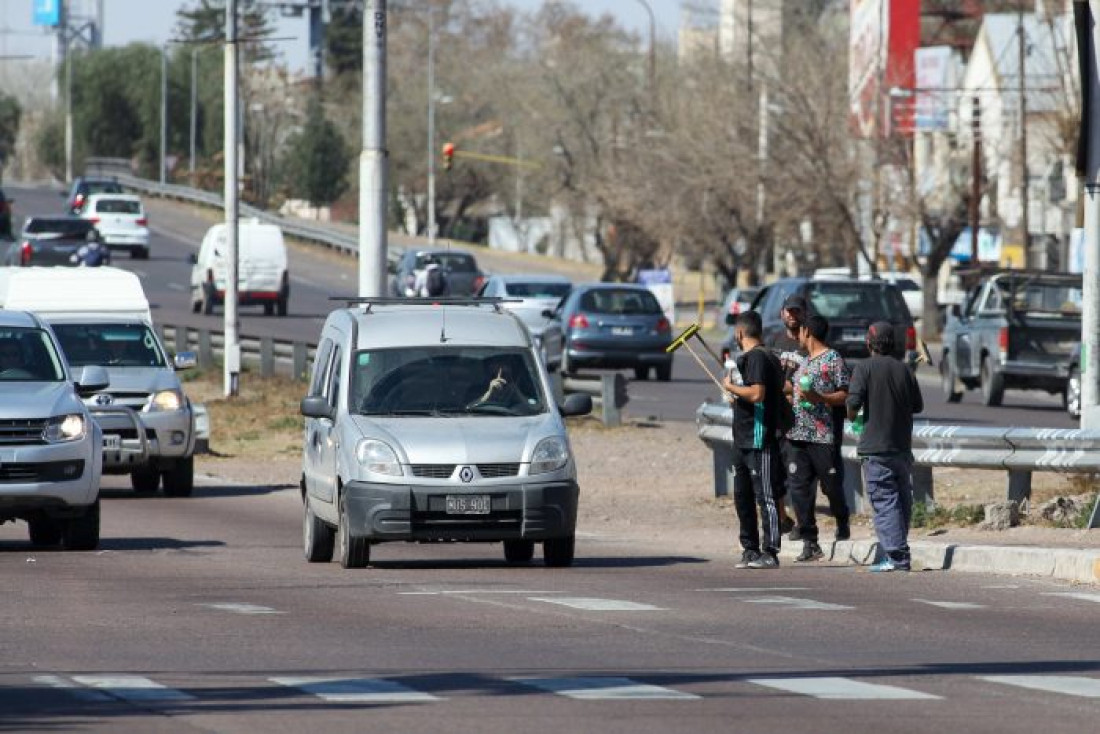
[33,0,61,27]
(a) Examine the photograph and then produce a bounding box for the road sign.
[32,0,61,27]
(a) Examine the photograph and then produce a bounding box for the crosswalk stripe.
[269,677,440,703]
[740,596,853,611]
[32,675,112,702]
[200,602,283,615]
[912,599,987,610]
[70,675,195,702]
[510,676,699,700]
[980,675,1100,698]
[1042,592,1100,604]
[527,597,666,611]
[747,677,940,700]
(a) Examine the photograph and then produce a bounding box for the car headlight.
[356,439,403,476]
[148,389,183,412]
[44,414,86,443]
[530,436,569,475]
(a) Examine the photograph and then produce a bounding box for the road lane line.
[980,675,1100,698]
[200,602,284,615]
[71,675,194,702]
[527,597,666,611]
[739,596,853,611]
[747,677,940,700]
[167,282,186,292]
[398,590,564,596]
[912,599,987,610]
[270,677,440,703]
[511,676,698,700]
[1042,592,1100,604]
[699,587,812,592]
[32,675,112,702]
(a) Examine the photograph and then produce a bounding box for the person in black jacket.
[846,321,924,572]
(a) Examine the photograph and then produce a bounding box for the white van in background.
[79,193,150,259]
[190,219,290,316]
[0,267,199,496]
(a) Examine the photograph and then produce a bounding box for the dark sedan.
[559,283,673,380]
[4,217,97,267]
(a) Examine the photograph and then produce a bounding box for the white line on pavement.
[200,602,284,615]
[527,597,666,611]
[167,282,186,292]
[71,675,195,702]
[398,590,564,596]
[698,587,812,593]
[747,677,940,700]
[1042,592,1100,604]
[981,585,1021,589]
[739,596,853,611]
[32,675,112,702]
[270,677,440,703]
[510,676,699,700]
[912,599,987,610]
[980,675,1100,698]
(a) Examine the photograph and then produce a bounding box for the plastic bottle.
[725,358,742,386]
[797,374,813,409]
[851,410,866,435]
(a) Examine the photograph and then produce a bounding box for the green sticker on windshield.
[358,353,370,366]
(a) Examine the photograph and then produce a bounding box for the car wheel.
[191,297,201,314]
[131,468,160,494]
[264,302,275,316]
[543,535,575,568]
[337,492,369,569]
[503,539,534,564]
[202,284,215,315]
[656,363,672,382]
[162,456,194,497]
[980,356,1004,407]
[303,497,335,563]
[132,247,148,260]
[634,365,650,381]
[62,501,100,551]
[1066,366,1082,419]
[277,296,288,317]
[28,518,64,546]
[940,355,963,403]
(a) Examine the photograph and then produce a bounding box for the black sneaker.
[780,516,795,535]
[796,541,824,562]
[735,549,761,569]
[747,552,779,569]
[835,520,850,541]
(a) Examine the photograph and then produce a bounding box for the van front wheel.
[337,493,370,569]
[543,535,575,568]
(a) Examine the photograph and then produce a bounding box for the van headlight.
[44,414,86,443]
[148,389,183,412]
[530,436,569,475]
[356,439,403,476]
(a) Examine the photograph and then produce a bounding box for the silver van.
[299,299,591,569]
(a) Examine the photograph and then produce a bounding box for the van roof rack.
[330,296,520,313]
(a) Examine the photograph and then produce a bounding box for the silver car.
[299,299,592,569]
[478,274,570,372]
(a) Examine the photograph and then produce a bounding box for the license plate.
[103,434,121,450]
[611,327,633,336]
[445,495,491,515]
[842,329,865,342]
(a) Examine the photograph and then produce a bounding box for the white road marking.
[912,599,986,610]
[699,587,812,593]
[270,676,440,703]
[200,602,284,615]
[981,585,1021,589]
[32,675,112,702]
[748,677,940,700]
[511,676,698,700]
[980,675,1100,698]
[71,675,195,702]
[527,597,666,611]
[739,596,853,611]
[398,590,563,596]
[167,282,186,292]
[1042,592,1100,604]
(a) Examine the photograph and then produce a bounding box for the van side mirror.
[560,393,592,417]
[75,365,110,397]
[188,253,198,265]
[300,396,334,419]
[173,351,198,370]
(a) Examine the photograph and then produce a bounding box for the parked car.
[78,193,150,259]
[717,286,761,360]
[1066,343,1082,419]
[478,274,571,372]
[0,310,109,550]
[940,271,1082,407]
[298,299,592,568]
[3,216,97,267]
[64,176,124,214]
[882,274,924,321]
[558,283,674,380]
[190,219,289,316]
[0,187,14,240]
[391,249,485,297]
[743,277,917,363]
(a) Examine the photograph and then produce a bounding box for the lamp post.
[190,47,198,179]
[160,46,168,184]
[632,0,656,102]
[426,1,436,243]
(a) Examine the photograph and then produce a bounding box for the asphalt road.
[1,475,1098,733]
[5,184,1077,429]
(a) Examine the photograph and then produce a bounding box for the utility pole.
[1080,1,1100,429]
[190,47,197,179]
[632,0,656,102]
[756,81,769,271]
[359,0,388,297]
[426,2,436,244]
[160,47,168,184]
[971,95,982,263]
[64,42,72,184]
[224,0,241,397]
[1018,7,1030,265]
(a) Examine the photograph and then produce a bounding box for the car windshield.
[416,253,477,273]
[84,181,123,195]
[995,279,1082,315]
[25,218,93,237]
[807,283,908,321]
[51,324,166,368]
[352,347,546,418]
[580,289,663,315]
[95,199,141,214]
[0,327,66,382]
[505,282,571,298]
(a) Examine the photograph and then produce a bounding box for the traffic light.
[442,142,455,171]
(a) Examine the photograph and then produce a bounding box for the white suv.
[79,193,150,259]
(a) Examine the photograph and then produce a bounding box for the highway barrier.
[563,373,629,427]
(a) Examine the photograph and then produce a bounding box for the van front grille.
[410,464,456,479]
[477,463,520,478]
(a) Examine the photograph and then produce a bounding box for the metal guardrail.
[696,401,1100,528]
[563,374,629,427]
[157,324,316,381]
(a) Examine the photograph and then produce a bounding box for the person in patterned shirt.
[786,313,852,562]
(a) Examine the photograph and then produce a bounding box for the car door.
[314,343,344,505]
[303,338,336,505]
[954,286,982,378]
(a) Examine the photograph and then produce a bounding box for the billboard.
[915,46,954,131]
[849,0,921,138]
[32,0,61,27]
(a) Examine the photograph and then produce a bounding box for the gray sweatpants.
[861,454,913,565]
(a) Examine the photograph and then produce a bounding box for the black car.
[64,177,124,214]
[4,217,97,267]
[0,188,13,240]
[726,277,916,363]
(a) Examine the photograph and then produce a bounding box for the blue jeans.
[861,454,913,566]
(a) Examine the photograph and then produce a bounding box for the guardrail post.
[912,465,934,506]
[174,325,189,355]
[599,374,621,427]
[1088,495,1100,530]
[293,342,309,381]
[197,329,214,368]
[549,371,565,406]
[711,443,734,497]
[260,336,275,378]
[1006,470,1032,503]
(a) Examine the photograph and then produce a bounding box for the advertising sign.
[849,0,921,138]
[915,46,954,131]
[32,0,61,27]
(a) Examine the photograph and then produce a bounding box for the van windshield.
[0,327,66,382]
[351,347,546,417]
[52,324,166,368]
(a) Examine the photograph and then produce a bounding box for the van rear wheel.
[277,296,288,317]
[303,498,335,563]
[132,468,160,494]
[264,302,275,316]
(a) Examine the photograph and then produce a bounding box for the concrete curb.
[779,538,1100,585]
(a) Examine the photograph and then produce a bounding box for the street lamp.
[632,0,656,102]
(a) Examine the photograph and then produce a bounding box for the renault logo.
[94,394,113,406]
[458,466,474,483]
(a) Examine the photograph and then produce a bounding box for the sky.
[1,0,688,72]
